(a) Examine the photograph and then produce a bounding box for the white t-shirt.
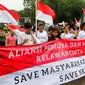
[36,30,48,43]
[60,33,75,39]
[77,30,85,39]
[18,32,33,45]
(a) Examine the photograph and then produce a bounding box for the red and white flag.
[82,8,85,22]
[74,18,80,27]
[37,2,56,24]
[6,24,25,32]
[0,4,20,25]
[1,40,85,85]
[83,8,85,15]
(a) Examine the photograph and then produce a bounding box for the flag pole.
[35,0,38,36]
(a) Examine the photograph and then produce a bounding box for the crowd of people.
[0,21,85,46]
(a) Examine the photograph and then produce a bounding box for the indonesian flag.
[37,2,56,24]
[82,8,85,22]
[74,18,80,27]
[0,4,20,25]
[6,24,25,32]
[83,8,85,15]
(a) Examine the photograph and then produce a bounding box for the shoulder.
[61,33,64,36]
[37,30,39,33]
[43,31,47,34]
[43,30,47,33]
[14,36,17,39]
[79,30,84,33]
[70,33,75,37]
[6,36,11,40]
[20,32,26,36]
[78,31,84,35]
[6,36,10,38]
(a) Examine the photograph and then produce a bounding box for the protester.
[49,27,61,41]
[48,26,54,41]
[36,22,48,43]
[77,22,85,39]
[6,29,17,46]
[0,27,6,46]
[69,20,74,30]
[60,26,77,39]
[18,22,37,45]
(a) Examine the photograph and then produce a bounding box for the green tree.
[23,0,85,23]
[58,0,85,22]
[18,10,25,17]
[41,0,85,23]
[23,0,35,24]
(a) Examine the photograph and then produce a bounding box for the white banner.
[1,40,85,85]
[1,56,85,85]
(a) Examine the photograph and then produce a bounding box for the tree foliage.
[23,0,85,23]
[18,10,25,17]
[41,0,85,23]
[58,0,85,22]
[23,0,35,24]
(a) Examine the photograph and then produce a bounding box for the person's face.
[10,30,14,36]
[64,27,69,33]
[38,25,44,32]
[53,30,59,37]
[25,28,31,34]
[48,30,52,35]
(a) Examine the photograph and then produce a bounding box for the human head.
[48,26,54,35]
[80,22,85,31]
[38,22,44,32]
[10,30,14,36]
[24,22,32,34]
[64,26,69,33]
[52,27,60,37]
